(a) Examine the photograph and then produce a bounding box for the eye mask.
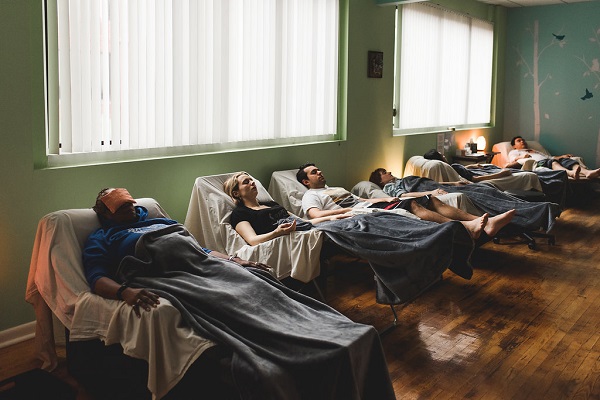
[100,188,136,213]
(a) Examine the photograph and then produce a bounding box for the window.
[393,3,494,134]
[45,0,339,165]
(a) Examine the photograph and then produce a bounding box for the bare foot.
[484,209,516,237]
[584,168,600,179]
[461,213,488,240]
[567,165,581,180]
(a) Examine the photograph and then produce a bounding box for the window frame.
[392,3,498,136]
[40,0,349,169]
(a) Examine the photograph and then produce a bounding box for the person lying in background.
[296,163,515,240]
[83,187,395,400]
[505,136,600,179]
[369,167,561,235]
[423,149,513,183]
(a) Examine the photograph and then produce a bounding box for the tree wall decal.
[515,20,565,142]
[575,27,600,167]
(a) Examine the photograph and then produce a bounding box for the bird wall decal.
[552,33,565,40]
[580,88,593,100]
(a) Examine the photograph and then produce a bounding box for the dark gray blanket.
[462,164,568,207]
[116,224,395,400]
[387,176,561,233]
[316,213,474,305]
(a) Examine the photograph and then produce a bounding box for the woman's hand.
[274,219,297,236]
[121,287,160,318]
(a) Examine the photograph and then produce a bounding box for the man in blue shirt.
[83,187,269,317]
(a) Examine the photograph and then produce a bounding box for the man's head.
[369,168,395,188]
[511,136,528,149]
[297,163,326,189]
[93,188,137,223]
[423,149,448,163]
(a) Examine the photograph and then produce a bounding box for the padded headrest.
[268,169,307,217]
[350,181,388,199]
[403,156,462,182]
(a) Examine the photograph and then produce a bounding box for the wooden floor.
[1,195,599,399]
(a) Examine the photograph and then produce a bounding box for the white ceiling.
[475,0,596,7]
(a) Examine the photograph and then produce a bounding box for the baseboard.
[0,321,36,349]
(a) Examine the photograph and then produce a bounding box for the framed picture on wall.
[367,51,383,78]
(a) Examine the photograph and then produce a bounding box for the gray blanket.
[116,224,395,400]
[461,164,568,207]
[387,176,561,233]
[316,213,474,305]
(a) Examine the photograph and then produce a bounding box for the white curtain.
[53,0,339,154]
[396,3,493,131]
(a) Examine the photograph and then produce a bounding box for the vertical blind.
[395,3,493,132]
[51,0,339,155]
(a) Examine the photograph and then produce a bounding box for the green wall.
[0,0,503,332]
[504,2,600,167]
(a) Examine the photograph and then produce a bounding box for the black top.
[229,201,290,234]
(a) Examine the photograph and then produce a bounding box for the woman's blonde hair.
[223,172,250,206]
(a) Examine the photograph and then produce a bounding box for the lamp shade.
[476,136,486,152]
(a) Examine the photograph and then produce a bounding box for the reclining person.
[84,188,270,314]
[297,163,515,240]
[83,187,395,399]
[369,167,561,235]
[423,149,513,183]
[505,136,600,179]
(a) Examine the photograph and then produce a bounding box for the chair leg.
[311,279,326,303]
[493,231,555,250]
[378,305,399,336]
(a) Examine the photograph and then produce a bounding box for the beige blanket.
[404,155,543,192]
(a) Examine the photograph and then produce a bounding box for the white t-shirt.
[508,148,549,164]
[302,186,368,214]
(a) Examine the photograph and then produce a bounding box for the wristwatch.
[116,283,128,300]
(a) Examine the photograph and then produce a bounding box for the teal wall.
[0,0,502,332]
[504,2,600,168]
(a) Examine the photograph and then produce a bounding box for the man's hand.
[329,213,353,221]
[121,287,160,318]
[235,258,271,272]
[430,188,448,196]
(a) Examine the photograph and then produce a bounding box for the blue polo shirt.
[82,206,210,291]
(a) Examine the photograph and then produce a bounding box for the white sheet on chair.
[25,199,215,400]
[268,169,307,218]
[404,155,543,192]
[184,173,323,283]
[403,156,465,183]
